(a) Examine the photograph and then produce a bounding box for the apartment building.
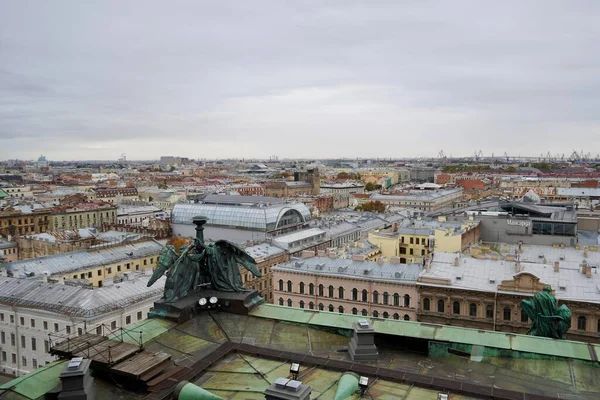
[6,240,162,287]
[272,257,421,321]
[242,243,290,303]
[370,188,463,213]
[49,202,117,231]
[0,274,163,376]
[0,208,51,237]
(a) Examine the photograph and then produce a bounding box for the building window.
[469,303,477,317]
[287,299,293,307]
[10,315,14,324]
[11,353,16,364]
[299,301,305,309]
[373,291,379,304]
[437,299,445,313]
[66,326,71,335]
[486,305,494,319]
[393,313,400,320]
[361,309,368,316]
[286,280,293,292]
[278,280,284,291]
[503,307,511,321]
[1,352,5,362]
[20,317,24,326]
[30,319,35,328]
[54,323,59,332]
[352,288,358,301]
[21,335,26,349]
[309,283,314,295]
[44,340,49,353]
[137,311,143,321]
[338,306,344,314]
[318,285,324,297]
[279,298,284,306]
[0,313,3,322]
[577,316,587,331]
[383,312,389,319]
[126,316,131,325]
[362,289,368,302]
[43,321,48,330]
[423,298,430,311]
[0,332,3,344]
[404,314,410,321]
[318,303,324,311]
[328,285,334,298]
[404,294,410,307]
[352,308,358,315]
[22,356,27,367]
[373,310,379,318]
[309,302,314,310]
[453,301,460,315]
[31,338,36,351]
[383,292,389,305]
[33,358,37,369]
[520,309,528,323]
[111,321,116,330]
[299,282,305,294]
[338,287,344,299]
[393,293,400,306]
[410,237,414,244]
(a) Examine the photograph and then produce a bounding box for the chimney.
[515,262,521,273]
[584,247,589,258]
[554,261,559,272]
[453,257,459,266]
[328,252,337,259]
[52,357,95,400]
[586,265,592,278]
[264,377,312,400]
[390,256,401,263]
[581,260,588,275]
[352,254,366,261]
[377,257,384,265]
[392,222,398,232]
[425,258,431,272]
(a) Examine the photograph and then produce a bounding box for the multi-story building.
[272,256,420,320]
[0,273,164,376]
[91,187,139,204]
[0,185,34,199]
[117,204,167,226]
[370,188,463,213]
[417,244,600,343]
[271,228,330,257]
[242,243,290,303]
[49,202,117,231]
[0,238,18,262]
[5,240,162,287]
[319,182,365,195]
[408,166,437,182]
[0,207,51,237]
[264,168,320,197]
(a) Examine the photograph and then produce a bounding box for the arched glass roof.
[171,202,311,231]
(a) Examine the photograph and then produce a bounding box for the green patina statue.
[147,216,262,302]
[521,286,571,339]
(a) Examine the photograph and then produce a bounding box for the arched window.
[299,300,305,309]
[309,283,315,295]
[403,314,410,321]
[328,285,334,298]
[299,282,305,294]
[393,293,400,306]
[318,284,324,297]
[318,303,324,311]
[404,294,410,307]
[383,292,389,305]
[362,289,368,302]
[486,305,494,319]
[352,308,358,315]
[278,280,284,291]
[470,303,477,317]
[577,316,587,331]
[352,288,358,301]
[361,309,368,316]
[287,299,293,307]
[453,301,460,315]
[338,306,344,314]
[520,308,528,323]
[373,291,379,304]
[503,307,511,321]
[393,313,400,320]
[383,312,389,319]
[287,280,293,292]
[338,287,344,299]
[373,310,379,318]
[423,298,430,311]
[309,302,314,310]
[328,304,334,312]
[437,299,445,313]
[278,298,284,306]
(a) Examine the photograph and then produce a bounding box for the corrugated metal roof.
[0,275,165,318]
[6,240,163,277]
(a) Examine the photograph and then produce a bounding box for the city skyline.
[2,1,600,160]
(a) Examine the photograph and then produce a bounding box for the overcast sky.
[1,1,599,161]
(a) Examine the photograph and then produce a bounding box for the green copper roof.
[0,189,8,199]
[0,360,66,400]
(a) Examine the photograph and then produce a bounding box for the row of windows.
[1,352,40,369]
[0,311,144,333]
[277,281,412,307]
[278,298,411,320]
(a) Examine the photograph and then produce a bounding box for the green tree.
[355,201,386,213]
[364,182,382,191]
[337,172,350,179]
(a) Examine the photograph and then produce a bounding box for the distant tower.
[308,168,320,195]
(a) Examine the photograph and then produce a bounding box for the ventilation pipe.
[334,372,360,400]
[174,381,223,400]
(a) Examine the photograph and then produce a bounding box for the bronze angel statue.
[148,237,262,302]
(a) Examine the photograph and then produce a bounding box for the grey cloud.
[1,0,600,159]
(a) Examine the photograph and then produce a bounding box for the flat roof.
[273,228,326,245]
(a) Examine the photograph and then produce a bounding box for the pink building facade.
[272,257,420,321]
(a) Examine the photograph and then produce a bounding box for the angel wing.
[214,240,262,277]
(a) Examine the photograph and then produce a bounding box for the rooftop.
[6,240,163,278]
[371,188,463,202]
[243,242,287,261]
[274,256,422,284]
[272,228,326,245]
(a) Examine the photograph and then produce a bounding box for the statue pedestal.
[149,289,264,324]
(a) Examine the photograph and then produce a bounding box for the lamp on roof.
[289,362,300,380]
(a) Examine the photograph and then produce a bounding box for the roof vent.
[489,279,495,284]
[395,272,403,278]
[559,256,565,261]
[315,263,325,270]
[559,285,566,291]
[456,276,462,281]
[363,269,371,275]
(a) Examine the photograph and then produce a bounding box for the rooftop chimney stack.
[554,261,559,272]
[515,261,521,273]
[53,357,94,400]
[453,257,459,266]
[584,247,589,258]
